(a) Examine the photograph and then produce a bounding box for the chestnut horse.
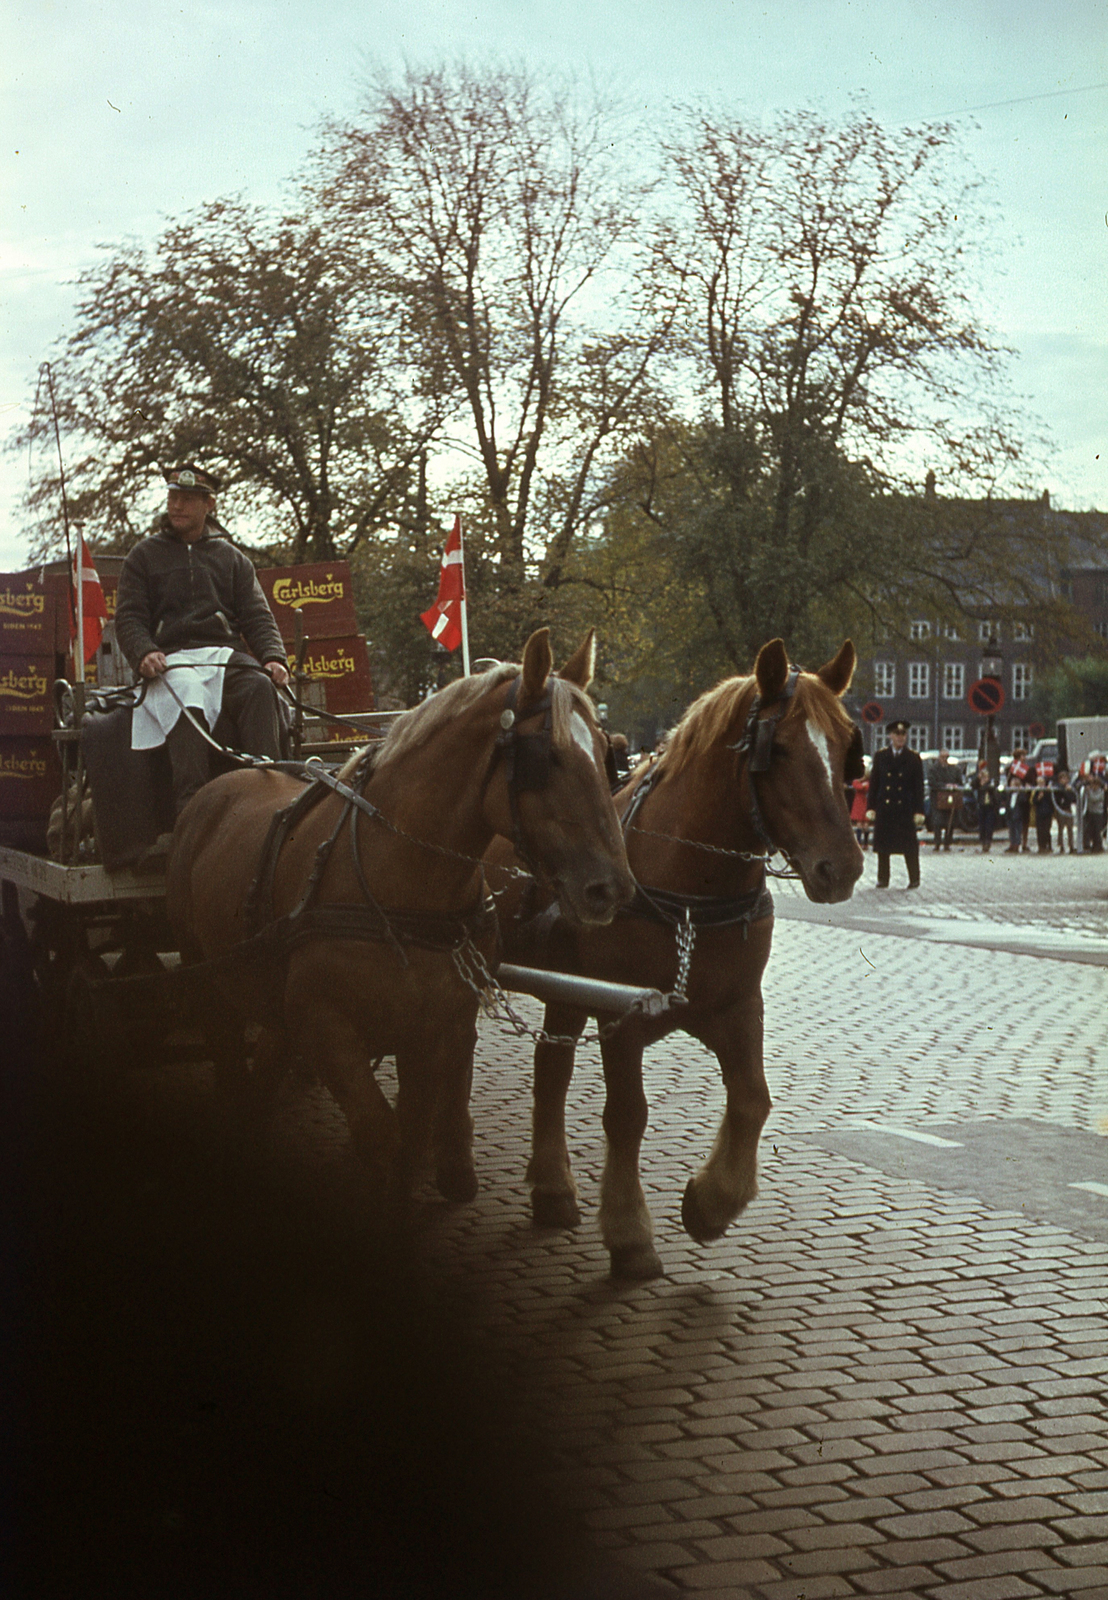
[166,630,634,1210]
[488,638,864,1279]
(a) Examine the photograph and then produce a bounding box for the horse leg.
[526,1003,587,1229]
[302,1009,402,1210]
[396,1031,479,1204]
[598,1026,662,1281]
[681,1002,771,1244]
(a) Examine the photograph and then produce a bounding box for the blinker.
[500,709,516,730]
[512,732,552,792]
[750,718,775,774]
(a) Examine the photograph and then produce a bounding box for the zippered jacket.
[115,518,286,672]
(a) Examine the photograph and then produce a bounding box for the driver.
[114,464,290,816]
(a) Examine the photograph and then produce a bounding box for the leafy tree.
[595,106,1060,681]
[16,198,446,562]
[1030,656,1108,723]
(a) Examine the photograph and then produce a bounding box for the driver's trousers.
[166,652,282,816]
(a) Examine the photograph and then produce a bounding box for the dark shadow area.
[1,980,669,1600]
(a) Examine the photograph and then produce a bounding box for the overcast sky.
[2,0,1105,570]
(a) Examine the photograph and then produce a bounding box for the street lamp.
[981,635,1003,781]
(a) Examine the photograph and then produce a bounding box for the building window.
[978,621,1000,642]
[1010,725,1032,754]
[940,623,960,640]
[941,724,965,752]
[909,620,931,640]
[908,662,930,699]
[908,724,930,752]
[873,661,896,697]
[1094,621,1108,640]
[942,662,965,700]
[1012,663,1033,701]
[1097,580,1108,603]
[1012,621,1034,642]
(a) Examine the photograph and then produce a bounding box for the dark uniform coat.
[868,744,925,855]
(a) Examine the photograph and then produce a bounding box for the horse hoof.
[681,1179,727,1245]
[609,1244,664,1281]
[436,1162,479,1204]
[531,1190,581,1229]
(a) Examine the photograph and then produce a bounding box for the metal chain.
[625,822,770,861]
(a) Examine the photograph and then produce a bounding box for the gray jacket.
[115,519,286,673]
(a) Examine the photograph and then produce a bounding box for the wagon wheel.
[111,944,173,1071]
[59,955,114,1082]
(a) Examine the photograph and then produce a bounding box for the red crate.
[258,562,358,643]
[0,654,55,735]
[0,570,56,652]
[288,634,375,715]
[0,736,62,822]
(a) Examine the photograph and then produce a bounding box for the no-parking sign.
[967,677,1005,714]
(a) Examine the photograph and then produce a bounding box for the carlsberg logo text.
[0,586,46,618]
[271,575,346,609]
[0,667,49,700]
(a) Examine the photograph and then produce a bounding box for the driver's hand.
[265,659,290,687]
[139,651,168,678]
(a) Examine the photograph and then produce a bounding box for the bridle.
[729,665,802,856]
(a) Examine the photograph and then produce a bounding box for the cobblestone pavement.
[361,851,1107,1600]
[15,852,1105,1598]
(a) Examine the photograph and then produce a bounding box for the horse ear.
[817,640,856,697]
[559,629,596,690]
[521,628,554,701]
[754,639,789,700]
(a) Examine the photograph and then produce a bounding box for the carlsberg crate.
[0,654,55,736]
[257,562,358,643]
[0,570,56,653]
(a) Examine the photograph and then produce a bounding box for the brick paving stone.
[1032,1566,1108,1593]
[671,1556,782,1587]
[777,1544,883,1575]
[963,1522,1062,1552]
[919,1580,1046,1600]
[691,1534,791,1561]
[937,1548,1074,1582]
[1055,1513,1108,1540]
[962,1495,1069,1524]
[746,1577,857,1600]
[874,1510,978,1539]
[849,1567,944,1594]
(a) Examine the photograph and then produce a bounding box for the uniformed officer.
[865,719,926,889]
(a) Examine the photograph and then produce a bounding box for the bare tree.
[317,63,676,620]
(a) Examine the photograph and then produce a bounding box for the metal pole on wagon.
[41,362,84,684]
[458,516,471,678]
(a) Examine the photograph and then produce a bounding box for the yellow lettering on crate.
[0,666,49,700]
[0,751,48,779]
[0,585,46,618]
[288,648,357,680]
[271,574,347,609]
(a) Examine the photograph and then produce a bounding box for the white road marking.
[849,1121,964,1148]
[1069,1181,1108,1199]
[807,721,836,794]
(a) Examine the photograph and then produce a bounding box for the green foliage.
[1030,657,1108,723]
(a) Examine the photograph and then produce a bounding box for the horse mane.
[657,668,855,781]
[336,662,599,780]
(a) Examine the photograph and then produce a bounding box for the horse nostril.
[815,858,839,887]
[583,879,617,913]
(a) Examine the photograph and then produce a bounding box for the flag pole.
[75,535,85,684]
[458,516,471,677]
[42,363,84,683]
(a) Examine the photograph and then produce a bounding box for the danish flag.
[71,531,107,664]
[420,516,465,653]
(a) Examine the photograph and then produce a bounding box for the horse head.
[737,638,864,904]
[485,628,634,927]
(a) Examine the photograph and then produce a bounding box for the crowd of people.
[850,746,1107,857]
